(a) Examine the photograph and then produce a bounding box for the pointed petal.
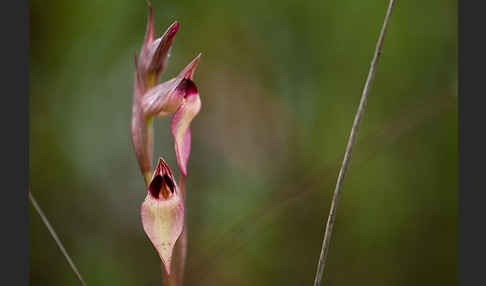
[177,53,201,80]
[141,158,184,275]
[170,82,200,176]
[141,2,155,58]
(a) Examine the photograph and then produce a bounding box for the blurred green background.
[29,0,457,285]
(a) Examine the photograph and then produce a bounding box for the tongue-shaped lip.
[148,158,177,199]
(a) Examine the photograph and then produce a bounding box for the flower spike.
[141,158,185,275]
[131,4,201,283]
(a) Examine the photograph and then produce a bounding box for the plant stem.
[175,174,188,285]
[161,229,186,286]
[313,1,396,285]
[168,229,187,286]
[29,190,87,286]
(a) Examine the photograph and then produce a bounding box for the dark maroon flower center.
[149,174,175,199]
[163,174,175,193]
[177,78,198,98]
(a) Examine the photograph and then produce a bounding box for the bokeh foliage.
[30,0,457,285]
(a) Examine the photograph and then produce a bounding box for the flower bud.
[138,4,179,88]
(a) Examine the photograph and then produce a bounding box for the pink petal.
[141,158,184,275]
[141,78,185,117]
[138,2,179,87]
[170,81,200,176]
[140,2,154,63]
[146,21,180,82]
[177,53,201,80]
[141,54,202,118]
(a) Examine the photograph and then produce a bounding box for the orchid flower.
[142,56,201,177]
[141,158,184,275]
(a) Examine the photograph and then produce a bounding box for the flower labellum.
[171,80,201,176]
[141,158,184,275]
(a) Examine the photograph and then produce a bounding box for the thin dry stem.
[313,1,396,285]
[29,190,87,286]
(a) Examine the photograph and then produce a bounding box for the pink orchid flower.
[141,158,184,275]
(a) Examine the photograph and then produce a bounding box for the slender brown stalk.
[29,190,87,286]
[313,1,396,285]
[190,95,453,285]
